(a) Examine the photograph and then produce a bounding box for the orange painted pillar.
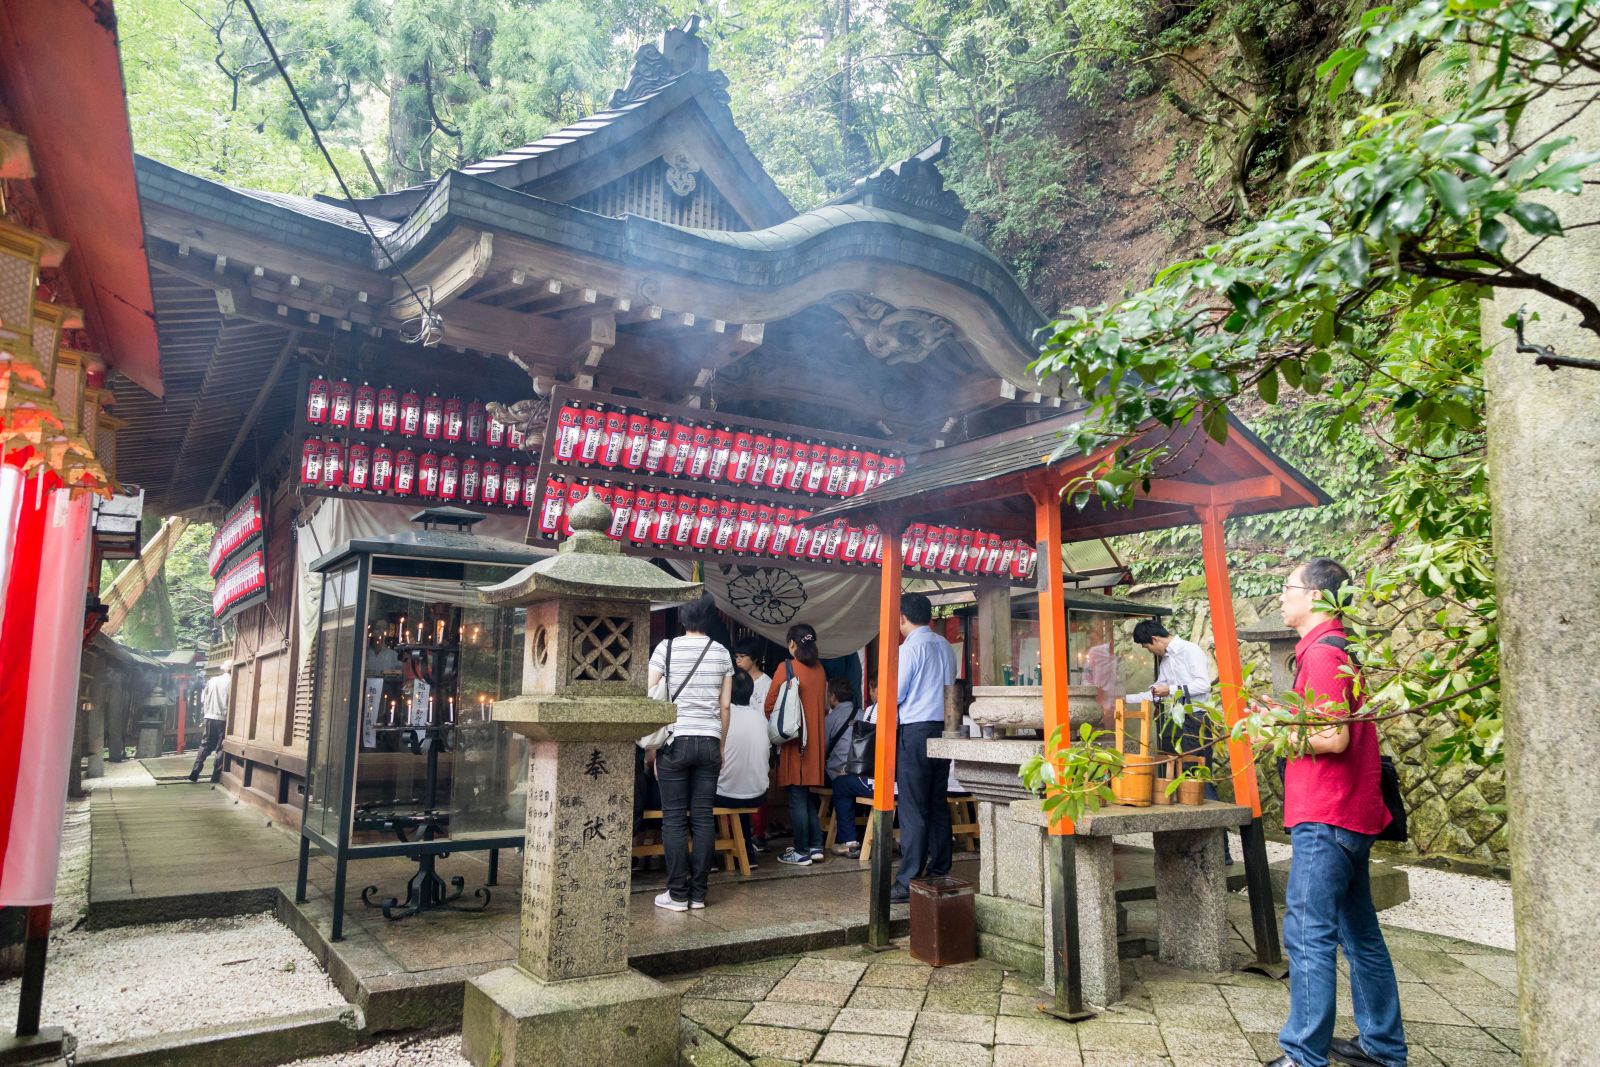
[867,516,903,946]
[1028,477,1073,836]
[1197,504,1260,816]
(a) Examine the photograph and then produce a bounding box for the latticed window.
[570,615,633,682]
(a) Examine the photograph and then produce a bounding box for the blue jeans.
[787,785,823,852]
[657,735,722,904]
[829,774,874,844]
[1280,823,1407,1067]
[895,720,951,895]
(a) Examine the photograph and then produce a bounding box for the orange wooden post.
[867,516,903,947]
[1197,503,1284,973]
[1028,475,1093,1020]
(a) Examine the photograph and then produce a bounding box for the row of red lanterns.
[535,477,1036,579]
[305,376,527,448]
[299,437,540,507]
[552,400,905,497]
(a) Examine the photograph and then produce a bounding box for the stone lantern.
[461,492,702,1067]
[1237,611,1300,695]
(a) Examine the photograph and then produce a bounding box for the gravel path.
[287,1032,471,1066]
[0,787,347,1047]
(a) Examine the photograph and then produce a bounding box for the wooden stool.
[633,807,759,877]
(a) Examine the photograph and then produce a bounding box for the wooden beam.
[388,229,495,319]
[1198,503,1261,817]
[1140,474,1282,508]
[868,513,904,948]
[572,314,616,368]
[1027,471,1074,837]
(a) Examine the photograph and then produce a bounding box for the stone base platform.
[463,966,679,1067]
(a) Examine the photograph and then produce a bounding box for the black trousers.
[189,719,225,782]
[714,792,761,858]
[657,735,722,904]
[894,721,951,895]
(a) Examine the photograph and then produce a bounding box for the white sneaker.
[690,899,707,910]
[654,891,688,912]
[777,848,812,866]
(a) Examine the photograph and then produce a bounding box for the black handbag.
[1376,755,1407,842]
[841,715,877,777]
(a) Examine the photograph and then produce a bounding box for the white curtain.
[666,559,883,658]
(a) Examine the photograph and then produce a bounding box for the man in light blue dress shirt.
[892,592,957,903]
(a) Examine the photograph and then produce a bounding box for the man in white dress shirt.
[1125,620,1211,715]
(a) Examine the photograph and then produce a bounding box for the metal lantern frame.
[294,507,549,941]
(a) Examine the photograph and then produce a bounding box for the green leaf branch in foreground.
[1022,0,1584,815]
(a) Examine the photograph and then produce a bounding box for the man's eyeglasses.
[1283,583,1319,593]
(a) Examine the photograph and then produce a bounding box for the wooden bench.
[633,807,759,877]
[812,788,980,866]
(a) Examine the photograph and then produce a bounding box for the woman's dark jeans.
[787,784,823,852]
[657,735,722,903]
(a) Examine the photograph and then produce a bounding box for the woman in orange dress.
[765,622,829,865]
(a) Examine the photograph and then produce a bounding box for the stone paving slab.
[666,933,1519,1065]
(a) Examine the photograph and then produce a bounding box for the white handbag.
[767,660,808,749]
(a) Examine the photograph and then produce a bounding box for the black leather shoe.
[1264,1056,1300,1067]
[1331,1036,1388,1067]
[889,889,910,904]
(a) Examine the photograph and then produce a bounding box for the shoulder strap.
[826,704,858,754]
[670,638,713,704]
[1292,633,1363,697]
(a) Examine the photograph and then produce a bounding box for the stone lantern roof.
[479,491,702,606]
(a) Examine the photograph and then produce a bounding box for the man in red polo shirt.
[1268,558,1407,1067]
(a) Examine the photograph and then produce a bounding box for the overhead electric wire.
[238,0,440,344]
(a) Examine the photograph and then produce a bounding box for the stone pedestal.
[460,493,703,1067]
[1153,828,1229,973]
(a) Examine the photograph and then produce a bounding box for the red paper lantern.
[624,414,650,470]
[805,445,832,494]
[329,379,353,428]
[538,479,567,536]
[841,522,865,563]
[300,438,324,485]
[734,503,758,552]
[461,457,481,503]
[729,431,754,485]
[645,418,671,473]
[579,406,605,463]
[754,504,776,554]
[322,441,346,488]
[399,390,422,436]
[486,410,507,448]
[882,455,906,482]
[688,424,713,479]
[507,421,527,450]
[418,451,441,496]
[770,507,795,556]
[823,447,850,495]
[554,401,582,461]
[842,449,865,496]
[692,498,718,549]
[466,399,487,444]
[750,435,774,487]
[521,467,539,508]
[377,385,399,433]
[786,442,811,492]
[609,487,635,540]
[443,397,465,442]
[630,491,657,542]
[768,438,793,490]
[672,494,698,547]
[394,448,418,495]
[861,452,883,493]
[708,428,734,482]
[713,499,738,551]
[306,375,331,425]
[652,490,678,545]
[903,522,928,569]
[421,393,444,441]
[353,383,376,432]
[601,410,628,468]
[863,524,882,563]
[371,445,394,493]
[789,513,815,559]
[348,443,371,491]
[939,527,963,570]
[440,454,462,500]
[502,463,524,511]
[480,459,502,505]
[667,421,693,476]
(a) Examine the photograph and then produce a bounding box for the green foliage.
[1024,0,1600,817]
